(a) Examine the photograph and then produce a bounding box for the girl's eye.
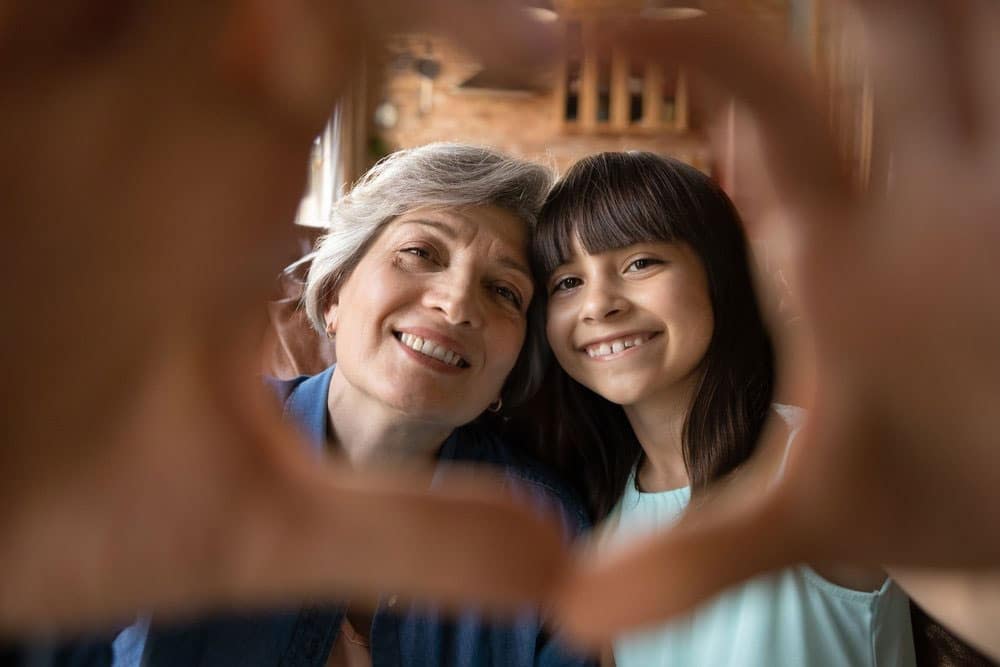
[552,276,582,293]
[626,257,663,272]
[494,285,523,309]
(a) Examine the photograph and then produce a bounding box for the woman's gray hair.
[304,142,554,407]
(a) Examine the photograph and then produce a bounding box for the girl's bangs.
[533,153,699,279]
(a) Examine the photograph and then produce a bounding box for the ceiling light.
[641,1,705,20]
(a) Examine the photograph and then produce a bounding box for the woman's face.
[326,205,534,426]
[545,238,714,407]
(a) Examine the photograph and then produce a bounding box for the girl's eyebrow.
[553,254,581,270]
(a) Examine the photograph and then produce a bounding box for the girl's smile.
[579,331,662,360]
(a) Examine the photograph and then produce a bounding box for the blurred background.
[269,0,877,382]
[294,0,873,232]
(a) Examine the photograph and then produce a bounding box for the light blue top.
[601,407,916,667]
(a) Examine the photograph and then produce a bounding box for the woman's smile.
[393,328,471,372]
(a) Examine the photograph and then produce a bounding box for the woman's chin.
[385,394,480,428]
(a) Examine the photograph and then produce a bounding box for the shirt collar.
[282,365,464,463]
[283,366,335,456]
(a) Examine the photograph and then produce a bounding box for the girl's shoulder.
[772,402,805,430]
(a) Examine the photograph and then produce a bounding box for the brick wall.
[373,35,707,175]
[368,3,790,177]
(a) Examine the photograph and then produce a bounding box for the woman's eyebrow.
[398,218,458,238]
[398,219,531,282]
[495,255,533,285]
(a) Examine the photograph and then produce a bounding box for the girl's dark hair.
[529,152,774,520]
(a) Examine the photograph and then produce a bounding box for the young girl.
[532,152,915,666]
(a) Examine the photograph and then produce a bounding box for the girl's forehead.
[562,236,683,260]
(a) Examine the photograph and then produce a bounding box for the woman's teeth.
[586,335,651,358]
[398,332,466,367]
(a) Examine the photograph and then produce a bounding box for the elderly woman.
[101,143,590,667]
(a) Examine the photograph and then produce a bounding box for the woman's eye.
[626,257,663,272]
[552,276,582,293]
[401,246,432,260]
[397,246,441,267]
[494,285,523,309]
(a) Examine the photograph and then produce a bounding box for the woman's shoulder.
[264,367,334,403]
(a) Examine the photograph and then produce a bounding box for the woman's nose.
[424,273,483,327]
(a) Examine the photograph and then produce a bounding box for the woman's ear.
[216,0,356,131]
[324,302,339,339]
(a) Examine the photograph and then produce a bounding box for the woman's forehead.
[391,205,529,247]
[384,205,533,277]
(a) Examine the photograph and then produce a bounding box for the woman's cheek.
[501,321,528,370]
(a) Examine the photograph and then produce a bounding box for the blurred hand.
[0,0,564,635]
[8,0,1000,654]
[553,0,1000,649]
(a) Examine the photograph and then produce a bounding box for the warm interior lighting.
[525,7,560,22]
[641,1,705,20]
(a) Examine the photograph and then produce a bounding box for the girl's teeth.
[588,334,651,358]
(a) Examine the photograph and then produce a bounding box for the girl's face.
[545,237,715,408]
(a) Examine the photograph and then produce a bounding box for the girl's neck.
[624,378,699,493]
[325,369,453,469]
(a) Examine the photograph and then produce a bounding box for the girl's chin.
[585,382,651,407]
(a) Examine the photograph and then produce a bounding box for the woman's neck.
[624,379,699,493]
[325,369,454,469]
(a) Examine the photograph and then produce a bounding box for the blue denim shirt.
[32,367,593,667]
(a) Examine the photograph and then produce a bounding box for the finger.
[359,0,561,78]
[0,350,568,636]
[0,0,139,69]
[890,566,1000,659]
[595,15,856,230]
[215,374,572,620]
[556,491,799,648]
[0,1,11,45]
[252,461,570,616]
[736,202,817,408]
[962,0,1000,149]
[554,418,808,647]
[244,380,569,612]
[848,0,996,149]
